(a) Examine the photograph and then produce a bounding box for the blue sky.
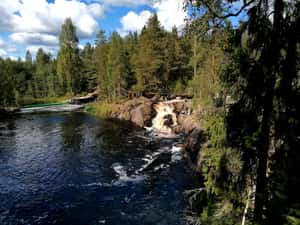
[0,0,187,59]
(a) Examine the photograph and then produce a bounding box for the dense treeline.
[0,14,195,107]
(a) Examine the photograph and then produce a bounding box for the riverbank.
[85,101,120,118]
[18,103,84,114]
[18,95,71,106]
[0,107,20,116]
[1,95,204,169]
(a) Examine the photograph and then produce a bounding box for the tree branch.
[190,0,256,19]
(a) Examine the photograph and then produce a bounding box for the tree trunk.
[254,0,283,222]
[253,83,274,222]
[193,34,197,78]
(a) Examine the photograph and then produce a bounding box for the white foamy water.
[152,102,177,134]
[112,163,146,185]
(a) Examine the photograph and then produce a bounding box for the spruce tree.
[106,32,127,99]
[94,29,109,98]
[57,18,81,95]
[133,14,166,94]
[80,42,97,92]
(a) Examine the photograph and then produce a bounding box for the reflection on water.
[0,112,199,225]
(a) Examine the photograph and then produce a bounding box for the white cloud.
[154,0,187,31]
[8,56,19,61]
[78,44,84,50]
[0,48,7,57]
[118,0,187,35]
[0,0,104,58]
[0,37,18,55]
[10,33,58,46]
[102,0,151,7]
[120,11,152,33]
[4,45,18,53]
[0,0,104,38]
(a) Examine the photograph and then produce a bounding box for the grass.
[85,101,119,118]
[23,102,67,108]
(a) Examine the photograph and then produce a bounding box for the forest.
[0,15,195,106]
[0,0,299,224]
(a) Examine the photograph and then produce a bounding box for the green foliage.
[187,24,232,107]
[25,50,32,64]
[0,59,17,107]
[18,95,70,106]
[57,18,81,95]
[187,0,299,224]
[1,15,195,107]
[106,32,128,99]
[80,42,97,92]
[94,30,109,98]
[133,14,166,93]
[85,101,118,118]
[198,114,245,225]
[34,48,57,97]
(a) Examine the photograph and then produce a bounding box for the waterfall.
[151,102,177,134]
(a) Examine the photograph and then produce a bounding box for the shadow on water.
[0,112,200,225]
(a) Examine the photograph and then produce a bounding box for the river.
[0,112,199,225]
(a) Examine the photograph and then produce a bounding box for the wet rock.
[131,104,155,127]
[177,115,200,134]
[113,96,204,168]
[140,152,171,173]
[184,128,203,164]
[116,97,156,127]
[172,99,192,115]
[163,114,173,127]
[184,188,207,213]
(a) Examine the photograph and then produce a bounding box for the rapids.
[0,112,199,225]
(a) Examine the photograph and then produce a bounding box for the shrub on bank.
[85,101,119,118]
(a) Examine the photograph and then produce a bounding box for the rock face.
[116,97,156,127]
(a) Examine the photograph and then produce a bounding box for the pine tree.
[25,50,32,64]
[165,26,192,93]
[106,32,127,99]
[0,59,17,107]
[123,32,138,90]
[57,18,81,95]
[80,42,97,92]
[94,29,109,98]
[133,14,166,94]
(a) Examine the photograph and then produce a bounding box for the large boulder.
[185,128,203,162]
[173,99,192,115]
[130,103,155,127]
[177,114,200,134]
[116,97,156,127]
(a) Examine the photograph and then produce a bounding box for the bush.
[85,101,118,118]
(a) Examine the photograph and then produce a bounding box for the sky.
[0,0,188,60]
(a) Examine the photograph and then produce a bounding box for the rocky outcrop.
[112,96,203,167]
[115,97,156,127]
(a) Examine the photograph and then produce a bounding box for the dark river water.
[0,112,199,225]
